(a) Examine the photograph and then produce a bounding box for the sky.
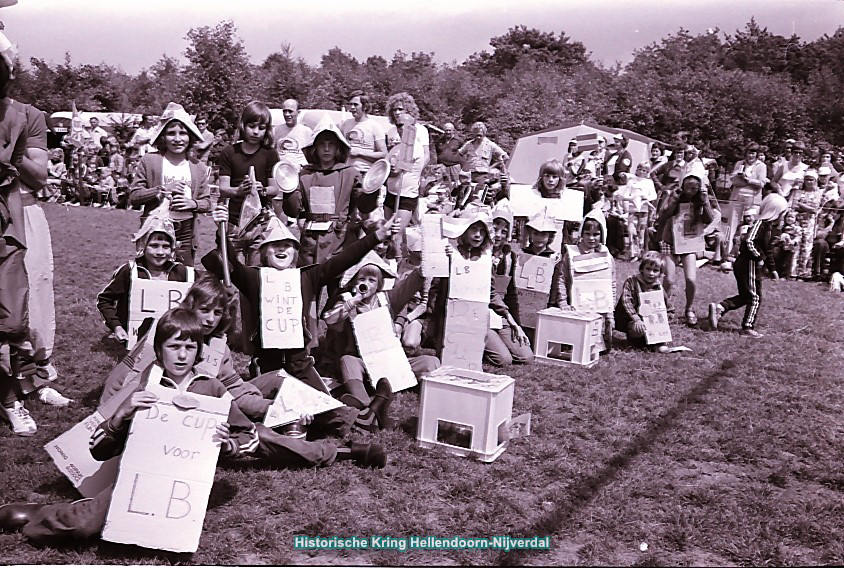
[2,0,843,73]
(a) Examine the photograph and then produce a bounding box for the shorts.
[385,194,419,212]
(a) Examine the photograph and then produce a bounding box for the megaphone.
[272,161,299,194]
[361,159,391,194]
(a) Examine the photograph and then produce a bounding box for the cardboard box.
[417,366,514,463]
[533,308,602,368]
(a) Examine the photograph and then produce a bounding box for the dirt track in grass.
[0,203,842,566]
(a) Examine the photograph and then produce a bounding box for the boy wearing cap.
[96,208,194,345]
[203,205,399,390]
[282,116,379,267]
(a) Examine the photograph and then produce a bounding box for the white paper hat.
[132,201,176,257]
[258,215,300,249]
[491,199,514,229]
[340,250,397,288]
[149,102,203,145]
[526,207,558,233]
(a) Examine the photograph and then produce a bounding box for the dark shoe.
[349,442,387,469]
[0,503,45,532]
[368,378,395,430]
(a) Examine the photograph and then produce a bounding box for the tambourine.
[361,159,391,194]
[273,161,299,193]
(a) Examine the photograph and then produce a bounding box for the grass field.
[1,203,843,566]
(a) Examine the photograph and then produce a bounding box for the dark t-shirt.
[436,136,462,167]
[218,143,279,223]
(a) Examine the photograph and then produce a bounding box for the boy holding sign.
[203,204,398,392]
[613,252,671,353]
[96,209,193,346]
[0,309,385,545]
[556,210,616,351]
[322,253,440,431]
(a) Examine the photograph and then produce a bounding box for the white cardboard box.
[417,366,515,463]
[533,308,602,368]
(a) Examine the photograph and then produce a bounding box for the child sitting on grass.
[0,308,385,545]
[321,253,440,431]
[96,210,193,344]
[614,252,670,353]
[202,205,398,390]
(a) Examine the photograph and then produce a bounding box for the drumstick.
[217,197,231,287]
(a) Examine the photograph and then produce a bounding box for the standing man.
[88,117,108,150]
[341,91,387,175]
[191,115,215,166]
[605,133,633,185]
[457,121,509,186]
[273,99,312,170]
[435,122,462,187]
[128,113,156,159]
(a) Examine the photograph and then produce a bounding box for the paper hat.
[304,114,350,151]
[340,250,397,288]
[272,161,299,193]
[132,201,176,257]
[526,207,558,233]
[361,159,391,194]
[612,132,625,143]
[258,215,299,249]
[491,199,514,229]
[804,169,819,179]
[582,207,607,245]
[149,102,203,145]
[818,166,832,176]
[442,209,492,239]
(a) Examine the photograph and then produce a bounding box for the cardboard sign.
[309,185,336,215]
[639,289,672,344]
[421,214,450,277]
[515,253,555,293]
[672,203,706,255]
[543,192,584,223]
[442,299,488,371]
[128,278,194,348]
[449,252,492,303]
[102,383,231,553]
[259,268,304,349]
[263,371,345,428]
[571,279,614,313]
[396,123,417,172]
[517,289,550,329]
[195,336,227,378]
[352,306,418,392]
[712,201,741,244]
[45,411,120,498]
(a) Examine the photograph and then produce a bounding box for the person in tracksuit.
[708,193,788,338]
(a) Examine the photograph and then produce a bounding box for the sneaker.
[685,310,698,327]
[36,362,58,383]
[38,387,72,407]
[708,303,723,330]
[740,328,763,338]
[1,401,37,437]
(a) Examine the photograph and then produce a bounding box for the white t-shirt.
[162,158,193,221]
[341,117,385,173]
[274,123,312,168]
[386,124,429,199]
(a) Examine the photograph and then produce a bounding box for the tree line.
[11,19,844,165]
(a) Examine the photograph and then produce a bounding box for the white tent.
[269,108,391,133]
[507,121,667,185]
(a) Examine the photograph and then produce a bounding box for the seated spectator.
[44,148,66,202]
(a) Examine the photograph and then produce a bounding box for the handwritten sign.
[263,371,345,428]
[449,252,492,303]
[442,299,488,371]
[571,279,614,313]
[259,268,304,349]
[639,289,672,345]
[128,278,194,348]
[195,335,227,378]
[672,203,706,255]
[102,383,230,553]
[421,214,450,277]
[352,306,418,392]
[516,289,549,329]
[309,185,336,215]
[515,253,555,293]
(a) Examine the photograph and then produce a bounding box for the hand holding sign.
[374,214,400,241]
[112,390,159,427]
